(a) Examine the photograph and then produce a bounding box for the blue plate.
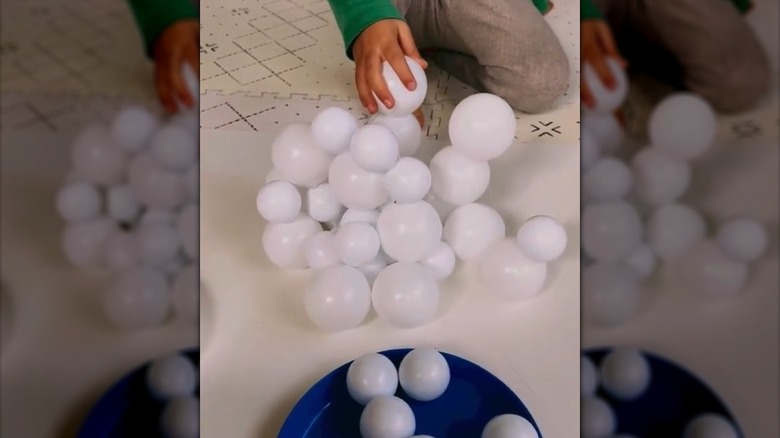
[278,348,542,438]
[583,347,743,437]
[78,348,199,438]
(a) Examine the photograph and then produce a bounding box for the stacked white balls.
[347,348,538,438]
[258,57,568,332]
[56,104,199,332]
[145,353,199,438]
[581,60,768,328]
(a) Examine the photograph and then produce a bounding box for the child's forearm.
[126,0,198,57]
[326,0,404,59]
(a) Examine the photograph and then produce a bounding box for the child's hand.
[352,19,428,114]
[581,20,626,109]
[152,19,199,113]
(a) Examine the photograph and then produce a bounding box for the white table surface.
[0,129,197,438]
[199,128,581,437]
[584,144,780,437]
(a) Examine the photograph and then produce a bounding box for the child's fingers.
[596,25,627,67]
[591,55,616,89]
[355,62,376,113]
[155,62,177,113]
[397,25,428,69]
[366,55,394,109]
[386,47,417,91]
[169,55,193,109]
[581,77,594,109]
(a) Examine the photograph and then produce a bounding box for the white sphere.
[350,124,400,173]
[649,93,717,161]
[582,114,624,154]
[678,239,749,299]
[449,93,517,162]
[160,396,199,438]
[582,263,641,327]
[149,125,197,171]
[311,106,358,154]
[516,215,568,263]
[377,202,442,262]
[582,201,643,262]
[146,354,197,399]
[716,216,768,262]
[110,105,158,153]
[256,180,302,223]
[398,347,450,401]
[581,397,617,438]
[481,414,539,438]
[103,231,139,271]
[104,267,170,330]
[583,157,633,202]
[329,153,389,210]
[305,184,343,223]
[341,208,380,226]
[479,238,547,300]
[683,413,739,438]
[631,146,691,205]
[304,265,371,331]
[423,191,457,222]
[581,356,599,396]
[581,128,602,170]
[346,353,399,405]
[370,113,422,156]
[304,231,340,269]
[136,222,181,266]
[385,157,431,204]
[107,184,141,223]
[183,166,198,200]
[56,182,101,222]
[173,206,196,262]
[128,153,187,209]
[443,203,505,261]
[420,241,456,280]
[271,123,332,188]
[622,243,656,280]
[262,214,322,269]
[358,252,389,286]
[335,222,381,267]
[600,348,651,400]
[62,217,117,268]
[172,264,198,324]
[646,203,706,261]
[359,395,416,438]
[72,125,128,186]
[582,57,629,114]
[430,146,490,205]
[375,56,428,117]
[372,262,439,329]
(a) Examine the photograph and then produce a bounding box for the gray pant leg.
[594,0,770,112]
[393,0,569,113]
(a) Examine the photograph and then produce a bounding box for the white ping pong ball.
[631,146,691,206]
[359,395,416,438]
[398,347,450,402]
[160,396,199,438]
[622,243,657,280]
[683,413,739,438]
[350,124,400,173]
[371,262,440,329]
[443,203,505,261]
[479,238,548,300]
[271,123,332,188]
[646,203,706,261]
[582,113,624,154]
[716,216,768,262]
[582,201,643,262]
[304,265,371,332]
[370,113,422,157]
[62,218,117,268]
[429,146,490,205]
[649,93,717,161]
[377,201,442,262]
[420,241,456,280]
[600,348,651,400]
[346,353,399,405]
[149,124,198,171]
[256,180,302,223]
[449,93,517,162]
[329,153,389,210]
[305,184,343,223]
[104,266,171,331]
[678,239,749,300]
[335,222,381,267]
[110,105,158,153]
[341,208,381,226]
[582,262,641,327]
[262,214,322,269]
[311,106,358,154]
[385,157,431,204]
[583,156,634,202]
[146,354,197,399]
[375,56,428,117]
[516,215,568,263]
[582,57,629,114]
[481,414,539,438]
[57,182,102,222]
[581,396,617,438]
[304,231,340,269]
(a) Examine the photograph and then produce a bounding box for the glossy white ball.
[329,153,389,210]
[262,214,322,269]
[359,395,416,438]
[398,347,450,401]
[375,56,428,117]
[350,124,400,173]
[449,93,517,162]
[304,265,371,331]
[716,216,768,262]
[384,157,431,204]
[371,262,439,329]
[346,353,399,405]
[271,123,332,188]
[311,106,358,154]
[443,203,505,261]
[429,146,490,205]
[256,180,302,224]
[649,93,716,161]
[479,238,548,300]
[377,201,442,262]
[516,215,568,263]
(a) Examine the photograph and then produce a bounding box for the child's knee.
[489,50,569,114]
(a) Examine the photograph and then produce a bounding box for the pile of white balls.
[580,349,739,438]
[145,353,199,438]
[256,57,568,332]
[347,347,538,438]
[56,103,199,331]
[581,59,769,328]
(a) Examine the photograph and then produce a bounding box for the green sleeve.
[326,0,404,60]
[126,0,198,58]
[581,0,603,19]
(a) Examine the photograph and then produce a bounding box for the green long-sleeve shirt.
[126,0,198,57]
[581,0,752,19]
[326,0,550,60]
